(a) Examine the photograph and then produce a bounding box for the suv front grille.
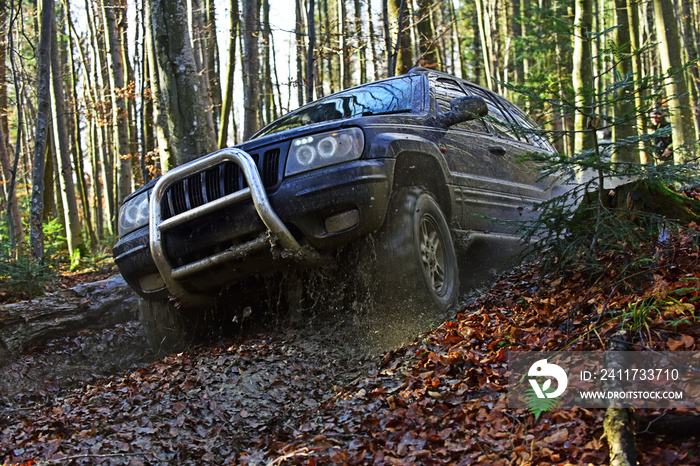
[161,148,281,219]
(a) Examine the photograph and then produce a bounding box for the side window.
[463,85,524,141]
[433,77,488,133]
[508,110,553,151]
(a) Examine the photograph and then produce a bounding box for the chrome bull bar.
[149,148,314,305]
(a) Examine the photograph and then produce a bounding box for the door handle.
[488,145,506,156]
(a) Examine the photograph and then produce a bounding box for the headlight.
[118,190,150,237]
[285,127,365,176]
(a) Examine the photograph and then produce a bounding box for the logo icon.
[528,359,568,399]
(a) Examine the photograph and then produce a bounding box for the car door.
[464,83,554,223]
[431,76,531,233]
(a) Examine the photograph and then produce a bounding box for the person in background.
[650,109,673,163]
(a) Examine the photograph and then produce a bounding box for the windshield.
[254,75,420,138]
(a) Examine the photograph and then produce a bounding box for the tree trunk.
[0,276,137,359]
[149,0,218,166]
[627,0,649,164]
[677,0,700,138]
[604,408,637,466]
[30,0,54,262]
[4,4,28,249]
[366,0,380,80]
[242,0,261,139]
[262,0,276,121]
[0,123,22,248]
[323,0,336,92]
[205,0,223,130]
[509,0,523,85]
[415,0,439,69]
[42,134,55,223]
[84,0,115,234]
[603,334,637,466]
[354,0,366,83]
[143,0,172,168]
[0,9,7,140]
[64,2,98,248]
[338,0,350,87]
[475,0,493,89]
[653,0,696,163]
[607,179,700,224]
[219,0,239,148]
[50,15,86,266]
[383,0,392,77]
[572,0,595,159]
[306,0,316,101]
[189,0,218,144]
[611,0,639,163]
[390,0,412,75]
[295,0,306,105]
[101,0,133,209]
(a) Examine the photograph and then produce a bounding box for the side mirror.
[438,95,488,128]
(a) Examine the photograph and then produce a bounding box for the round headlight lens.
[118,191,150,237]
[285,127,365,176]
[296,145,317,165]
[317,136,338,158]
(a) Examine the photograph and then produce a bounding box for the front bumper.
[113,148,393,305]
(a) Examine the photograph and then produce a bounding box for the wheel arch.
[391,151,452,220]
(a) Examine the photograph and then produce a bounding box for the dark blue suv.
[113,68,556,344]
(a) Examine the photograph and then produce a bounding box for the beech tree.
[50,12,86,263]
[572,0,595,159]
[653,0,696,164]
[101,0,133,208]
[149,0,217,167]
[611,0,638,163]
[242,0,260,139]
[29,0,54,262]
[219,0,240,148]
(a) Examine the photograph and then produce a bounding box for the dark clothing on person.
[650,114,673,162]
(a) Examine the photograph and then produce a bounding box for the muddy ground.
[0,267,490,465]
[0,315,379,463]
[0,234,509,465]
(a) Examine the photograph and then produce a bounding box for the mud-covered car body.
[113,68,555,307]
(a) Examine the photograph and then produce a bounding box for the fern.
[524,385,560,421]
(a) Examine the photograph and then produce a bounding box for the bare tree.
[415,0,439,68]
[0,123,22,249]
[101,0,133,208]
[242,0,261,138]
[149,0,217,166]
[50,12,86,262]
[1,4,25,250]
[64,0,98,247]
[189,0,218,142]
[306,0,316,101]
[389,0,412,75]
[30,0,54,262]
[219,0,240,148]
[295,0,306,104]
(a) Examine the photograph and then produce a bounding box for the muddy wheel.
[138,298,192,354]
[373,186,459,314]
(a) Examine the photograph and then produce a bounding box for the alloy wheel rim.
[419,215,447,295]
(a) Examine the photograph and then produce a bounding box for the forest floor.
[1,228,699,465]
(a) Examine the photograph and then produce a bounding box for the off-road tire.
[373,186,460,314]
[138,298,192,354]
